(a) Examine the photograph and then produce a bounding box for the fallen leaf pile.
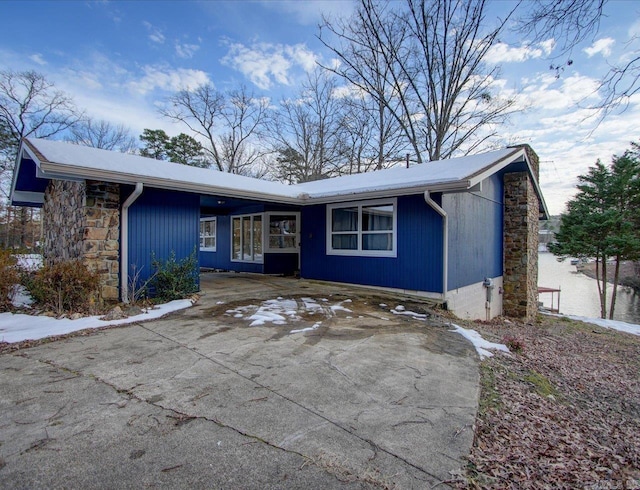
[458,316,640,489]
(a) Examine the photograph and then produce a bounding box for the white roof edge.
[15,138,547,211]
[11,190,44,204]
[9,146,38,204]
[467,147,525,188]
[40,161,303,205]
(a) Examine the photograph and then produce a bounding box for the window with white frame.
[266,212,299,252]
[199,217,217,251]
[327,199,397,257]
[231,214,263,263]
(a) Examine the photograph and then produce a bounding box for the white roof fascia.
[38,160,303,205]
[9,146,34,202]
[19,138,547,212]
[466,146,550,219]
[299,180,469,204]
[11,190,44,205]
[466,147,525,189]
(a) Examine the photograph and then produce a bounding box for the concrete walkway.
[0,273,479,488]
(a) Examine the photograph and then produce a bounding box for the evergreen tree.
[139,129,170,160]
[550,148,640,318]
[166,133,207,168]
[139,129,209,168]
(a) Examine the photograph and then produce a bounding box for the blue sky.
[1,0,639,215]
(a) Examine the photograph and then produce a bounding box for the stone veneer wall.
[42,180,121,301]
[503,172,540,319]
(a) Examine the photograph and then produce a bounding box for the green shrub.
[0,250,19,312]
[28,260,99,316]
[150,250,198,302]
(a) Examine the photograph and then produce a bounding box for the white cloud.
[583,37,615,58]
[517,73,600,112]
[502,81,640,215]
[629,19,640,38]
[285,44,318,72]
[485,39,557,64]
[538,39,556,56]
[142,21,165,44]
[221,41,318,90]
[175,42,199,59]
[128,66,210,95]
[29,53,47,65]
[486,42,542,63]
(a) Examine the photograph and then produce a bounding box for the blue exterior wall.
[126,186,200,293]
[300,194,444,293]
[444,172,504,290]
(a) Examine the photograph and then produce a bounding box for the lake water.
[538,252,640,324]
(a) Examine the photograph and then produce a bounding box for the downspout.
[121,183,144,303]
[424,190,448,307]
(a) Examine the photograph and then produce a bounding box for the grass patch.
[524,370,559,399]
[478,364,503,414]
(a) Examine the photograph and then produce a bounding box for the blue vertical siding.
[300,194,444,293]
[126,187,200,294]
[444,173,503,290]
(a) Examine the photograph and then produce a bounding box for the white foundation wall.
[446,276,503,320]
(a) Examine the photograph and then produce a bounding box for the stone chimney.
[42,180,121,302]
[502,145,541,320]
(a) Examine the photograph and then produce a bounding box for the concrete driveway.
[0,273,479,489]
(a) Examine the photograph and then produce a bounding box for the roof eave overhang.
[299,180,475,204]
[10,143,45,206]
[467,147,550,220]
[39,161,303,206]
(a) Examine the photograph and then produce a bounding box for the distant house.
[11,138,548,320]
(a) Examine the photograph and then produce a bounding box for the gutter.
[121,183,144,303]
[424,190,448,305]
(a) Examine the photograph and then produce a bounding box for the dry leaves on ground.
[458,316,640,489]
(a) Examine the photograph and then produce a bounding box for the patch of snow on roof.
[25,138,521,201]
[293,148,519,199]
[26,138,298,199]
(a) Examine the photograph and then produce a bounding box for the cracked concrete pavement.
[0,273,480,488]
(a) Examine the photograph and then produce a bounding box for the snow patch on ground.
[450,324,510,359]
[0,299,195,344]
[10,285,34,308]
[225,297,354,333]
[390,305,428,319]
[330,304,352,313]
[291,322,322,334]
[544,312,640,336]
[14,254,42,271]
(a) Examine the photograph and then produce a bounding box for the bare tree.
[218,87,271,175]
[160,85,269,175]
[0,70,80,248]
[321,0,518,163]
[519,0,606,56]
[340,88,408,174]
[0,70,81,166]
[320,1,412,167]
[269,70,348,183]
[518,0,639,114]
[68,118,137,153]
[161,84,225,170]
